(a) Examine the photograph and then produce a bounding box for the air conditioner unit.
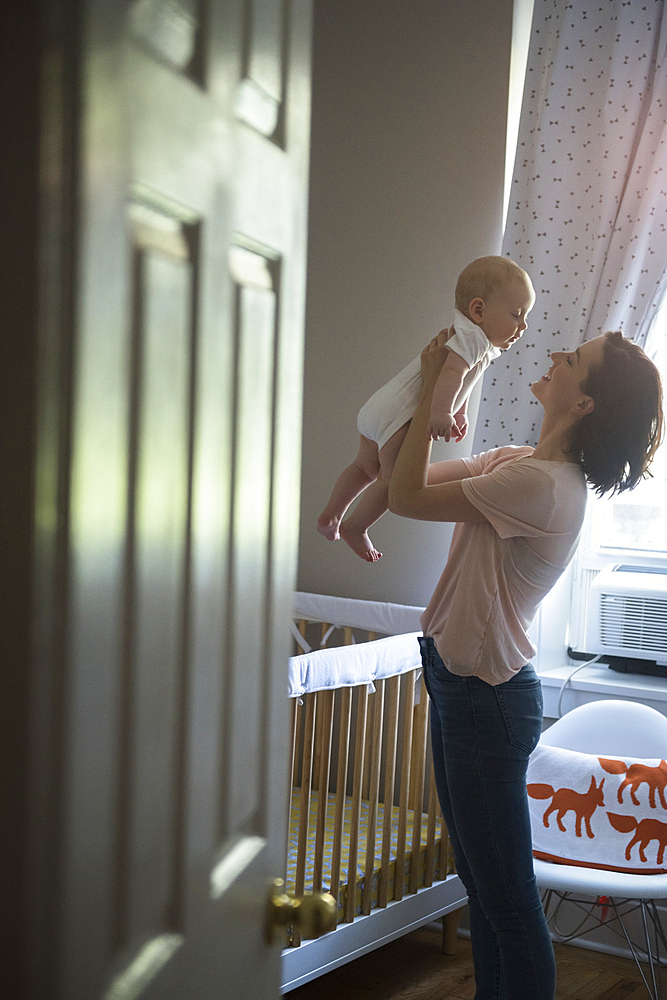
[585,564,667,665]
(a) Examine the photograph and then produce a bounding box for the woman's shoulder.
[470,446,585,479]
[466,448,587,509]
[465,445,535,476]
[522,455,587,488]
[514,454,588,501]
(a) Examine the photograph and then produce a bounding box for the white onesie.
[357,310,501,450]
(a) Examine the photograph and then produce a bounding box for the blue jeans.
[419,635,555,1000]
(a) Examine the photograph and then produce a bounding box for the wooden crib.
[281,593,468,993]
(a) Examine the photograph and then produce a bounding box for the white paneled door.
[35,1,312,996]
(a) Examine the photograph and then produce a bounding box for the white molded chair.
[535,699,667,999]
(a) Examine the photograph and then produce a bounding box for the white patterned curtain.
[474,0,667,451]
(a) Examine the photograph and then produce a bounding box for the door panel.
[227,250,277,838]
[237,0,284,137]
[123,208,194,949]
[35,1,312,997]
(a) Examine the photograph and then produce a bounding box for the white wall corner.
[504,0,535,226]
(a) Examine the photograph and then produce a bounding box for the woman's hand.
[421,328,452,388]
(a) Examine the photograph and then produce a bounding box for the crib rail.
[286,620,453,947]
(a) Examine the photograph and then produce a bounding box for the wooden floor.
[288,925,664,1000]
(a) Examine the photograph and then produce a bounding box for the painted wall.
[298,0,514,606]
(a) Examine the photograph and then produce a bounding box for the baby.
[317,255,535,561]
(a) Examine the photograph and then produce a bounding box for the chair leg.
[648,901,664,1000]
[640,900,660,1000]
[650,899,667,955]
[651,900,667,1000]
[609,897,659,1000]
[541,891,665,1000]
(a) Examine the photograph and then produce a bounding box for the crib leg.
[441,909,460,955]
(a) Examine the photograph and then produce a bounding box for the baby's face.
[480,277,535,350]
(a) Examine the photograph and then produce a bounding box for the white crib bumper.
[288,631,423,699]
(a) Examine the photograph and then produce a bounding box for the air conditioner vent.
[599,595,667,653]
[585,565,667,665]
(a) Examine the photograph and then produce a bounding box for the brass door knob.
[266,879,337,944]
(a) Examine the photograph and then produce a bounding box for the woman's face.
[531,336,607,414]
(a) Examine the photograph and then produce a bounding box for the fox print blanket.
[526,743,667,874]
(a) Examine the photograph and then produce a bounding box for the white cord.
[556,654,603,718]
[320,624,336,646]
[290,619,311,653]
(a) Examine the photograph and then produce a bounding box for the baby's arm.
[453,398,469,441]
[427,349,469,442]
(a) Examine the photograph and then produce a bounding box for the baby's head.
[455,255,535,350]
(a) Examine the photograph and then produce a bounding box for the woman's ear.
[574,395,595,416]
[468,297,485,323]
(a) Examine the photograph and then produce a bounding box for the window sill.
[538,663,667,721]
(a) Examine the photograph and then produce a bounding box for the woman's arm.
[427,458,471,485]
[388,331,489,524]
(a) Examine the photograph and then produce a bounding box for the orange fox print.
[598,757,667,810]
[527,776,605,839]
[607,813,667,865]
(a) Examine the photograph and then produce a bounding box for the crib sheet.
[286,789,454,919]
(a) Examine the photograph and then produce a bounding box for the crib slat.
[362,683,374,801]
[424,742,438,887]
[330,686,352,920]
[409,678,429,894]
[362,679,384,915]
[313,701,323,794]
[378,674,400,909]
[393,670,415,903]
[290,621,308,792]
[286,697,299,879]
[438,799,449,883]
[344,684,368,923]
[313,688,335,893]
[424,732,438,885]
[292,692,304,791]
[344,625,353,646]
[311,624,331,793]
[293,691,317,947]
[368,630,376,641]
[408,674,429,811]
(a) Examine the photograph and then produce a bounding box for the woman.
[388,329,663,1000]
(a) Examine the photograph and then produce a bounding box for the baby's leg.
[317,434,381,542]
[339,422,409,562]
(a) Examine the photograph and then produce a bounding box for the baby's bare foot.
[317,513,340,541]
[339,521,382,562]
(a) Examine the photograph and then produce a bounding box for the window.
[589,452,667,556]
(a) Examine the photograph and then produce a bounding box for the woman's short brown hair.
[570,331,664,495]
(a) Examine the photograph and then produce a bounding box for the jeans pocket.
[494,678,543,754]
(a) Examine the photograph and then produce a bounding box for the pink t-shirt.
[420,446,587,685]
